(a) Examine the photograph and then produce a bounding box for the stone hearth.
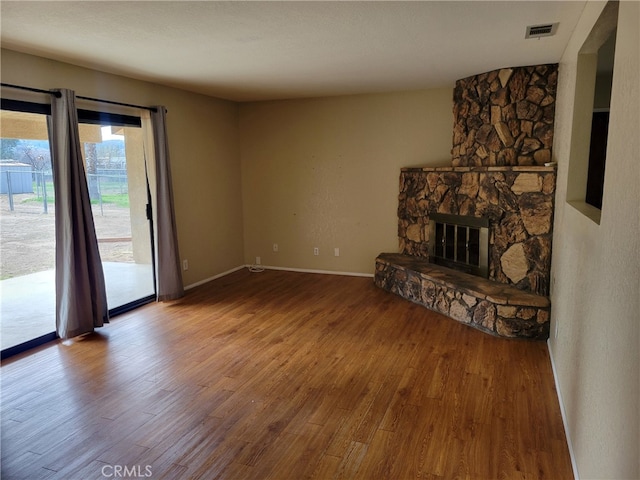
[375,253,550,340]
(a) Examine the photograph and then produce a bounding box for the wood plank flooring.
[1,269,574,479]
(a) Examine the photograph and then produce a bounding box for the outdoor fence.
[0,168,128,215]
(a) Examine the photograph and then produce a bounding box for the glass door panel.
[78,122,155,312]
[0,109,56,351]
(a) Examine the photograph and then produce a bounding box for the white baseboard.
[184,265,246,290]
[547,339,580,480]
[251,264,374,278]
[184,264,374,291]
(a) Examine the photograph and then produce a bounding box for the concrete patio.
[0,262,154,351]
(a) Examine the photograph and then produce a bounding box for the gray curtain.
[49,89,108,339]
[150,106,184,301]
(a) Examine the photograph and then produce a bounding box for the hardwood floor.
[1,269,574,479]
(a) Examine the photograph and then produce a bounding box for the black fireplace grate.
[428,213,489,278]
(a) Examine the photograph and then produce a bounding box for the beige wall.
[239,90,453,274]
[1,49,452,280]
[0,49,244,286]
[549,1,639,478]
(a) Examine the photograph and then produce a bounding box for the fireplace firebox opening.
[428,213,489,278]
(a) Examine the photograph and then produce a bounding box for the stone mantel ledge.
[401,165,557,173]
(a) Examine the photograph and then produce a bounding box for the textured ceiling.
[1,1,587,102]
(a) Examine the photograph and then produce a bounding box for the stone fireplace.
[375,64,558,340]
[398,164,556,296]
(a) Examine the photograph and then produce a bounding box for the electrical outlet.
[255,256,261,265]
[334,248,340,257]
[182,259,189,271]
[273,243,278,252]
[313,247,319,256]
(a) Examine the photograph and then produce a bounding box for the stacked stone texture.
[374,254,550,340]
[398,166,556,296]
[452,64,558,167]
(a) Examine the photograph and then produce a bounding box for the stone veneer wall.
[452,64,558,167]
[398,165,556,296]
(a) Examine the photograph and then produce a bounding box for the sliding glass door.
[77,115,156,314]
[1,103,156,355]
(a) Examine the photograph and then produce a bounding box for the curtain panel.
[148,106,184,301]
[49,89,108,339]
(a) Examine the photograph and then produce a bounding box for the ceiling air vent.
[525,23,558,39]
